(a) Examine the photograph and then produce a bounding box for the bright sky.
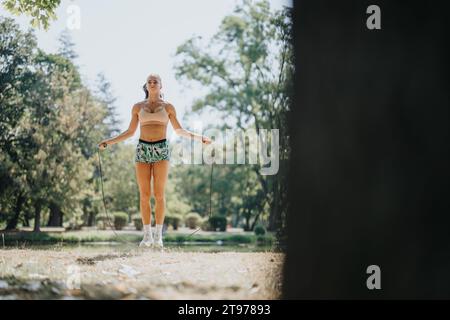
[2,0,292,144]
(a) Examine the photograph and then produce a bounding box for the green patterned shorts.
[135,139,170,164]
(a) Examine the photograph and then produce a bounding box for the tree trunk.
[268,176,279,231]
[33,201,42,232]
[250,214,260,231]
[23,217,30,227]
[250,199,267,231]
[47,201,63,227]
[6,210,20,230]
[284,1,450,298]
[233,211,240,228]
[5,193,25,230]
[87,211,95,227]
[268,159,289,232]
[244,209,251,231]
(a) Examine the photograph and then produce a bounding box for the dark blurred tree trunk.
[5,192,25,230]
[81,197,93,226]
[23,216,30,227]
[250,199,265,231]
[33,201,42,232]
[23,208,32,227]
[268,159,289,234]
[244,208,251,231]
[233,211,240,228]
[87,212,95,227]
[47,201,63,226]
[5,213,20,230]
[284,1,450,298]
[268,177,279,231]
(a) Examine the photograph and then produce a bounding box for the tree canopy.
[1,1,293,236]
[2,0,61,29]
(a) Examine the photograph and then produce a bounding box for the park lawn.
[0,229,274,246]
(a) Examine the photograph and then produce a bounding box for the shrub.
[95,213,111,230]
[185,212,202,229]
[65,217,84,231]
[254,224,266,236]
[208,215,227,231]
[164,215,173,229]
[64,208,84,230]
[113,212,128,230]
[171,214,182,230]
[164,214,182,230]
[131,214,143,231]
[200,218,211,231]
[257,234,273,244]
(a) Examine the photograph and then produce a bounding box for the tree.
[0,17,37,149]
[174,0,293,232]
[57,29,78,61]
[99,143,138,214]
[2,0,62,30]
[0,17,111,231]
[95,73,121,137]
[0,16,37,230]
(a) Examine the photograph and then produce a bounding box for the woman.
[98,74,211,248]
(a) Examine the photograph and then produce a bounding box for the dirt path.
[0,247,284,299]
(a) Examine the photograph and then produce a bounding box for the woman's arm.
[166,103,211,144]
[99,104,139,148]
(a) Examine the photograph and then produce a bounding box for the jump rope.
[96,145,214,246]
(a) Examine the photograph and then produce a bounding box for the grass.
[0,230,274,246]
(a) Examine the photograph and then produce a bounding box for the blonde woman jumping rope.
[98,74,212,248]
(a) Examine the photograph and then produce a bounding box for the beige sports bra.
[139,103,169,125]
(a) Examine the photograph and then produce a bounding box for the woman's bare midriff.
[139,123,167,141]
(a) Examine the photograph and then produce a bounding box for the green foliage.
[0,17,37,146]
[164,214,183,230]
[208,215,227,231]
[95,213,110,230]
[0,17,91,231]
[95,73,121,137]
[171,214,183,230]
[0,1,292,241]
[58,29,78,60]
[131,214,143,231]
[254,224,266,236]
[64,208,84,231]
[164,215,173,227]
[256,234,272,245]
[100,144,139,213]
[185,212,202,229]
[0,17,126,232]
[112,211,128,230]
[174,0,293,235]
[0,230,274,245]
[200,219,211,231]
[2,0,62,30]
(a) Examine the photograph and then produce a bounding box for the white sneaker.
[153,232,163,249]
[139,231,154,248]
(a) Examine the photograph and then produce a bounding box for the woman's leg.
[135,162,153,225]
[152,159,170,225]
